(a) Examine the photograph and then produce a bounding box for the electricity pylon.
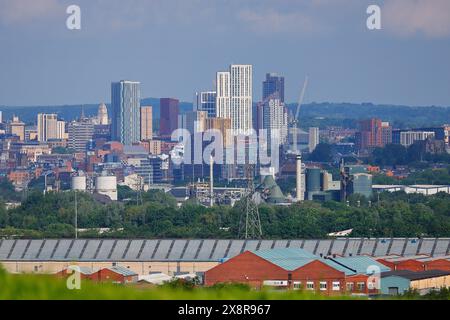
[238,164,262,239]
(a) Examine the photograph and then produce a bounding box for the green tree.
[308,143,332,162]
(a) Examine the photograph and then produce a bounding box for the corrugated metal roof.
[63,266,94,275]
[320,259,356,275]
[0,238,449,262]
[251,248,316,271]
[381,270,450,280]
[107,266,138,277]
[329,256,391,275]
[380,255,430,262]
[251,249,391,275]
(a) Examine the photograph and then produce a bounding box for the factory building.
[373,185,450,195]
[204,248,389,294]
[304,168,340,202]
[377,256,450,272]
[57,265,138,284]
[348,173,373,199]
[2,238,450,280]
[380,270,450,295]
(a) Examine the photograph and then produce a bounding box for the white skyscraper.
[216,64,252,135]
[57,120,66,139]
[37,113,58,142]
[216,71,231,119]
[263,98,288,147]
[309,127,320,153]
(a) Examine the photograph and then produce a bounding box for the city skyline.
[0,0,449,107]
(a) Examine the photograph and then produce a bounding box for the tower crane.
[290,76,309,154]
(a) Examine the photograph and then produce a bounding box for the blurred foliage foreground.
[2,268,450,300]
[0,268,355,300]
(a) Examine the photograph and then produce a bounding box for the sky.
[0,0,449,107]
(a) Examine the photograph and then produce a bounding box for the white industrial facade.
[400,131,435,147]
[373,184,450,195]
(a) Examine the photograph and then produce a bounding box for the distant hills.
[1,99,449,130]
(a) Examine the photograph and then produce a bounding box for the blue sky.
[0,0,449,106]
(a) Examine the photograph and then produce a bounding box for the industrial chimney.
[210,155,214,207]
[296,155,304,202]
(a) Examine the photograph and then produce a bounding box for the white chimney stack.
[296,155,304,202]
[210,155,214,207]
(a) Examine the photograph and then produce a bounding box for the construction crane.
[290,76,309,154]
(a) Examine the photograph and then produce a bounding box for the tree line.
[1,186,450,239]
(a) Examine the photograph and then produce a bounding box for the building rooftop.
[106,265,138,277]
[251,248,316,271]
[1,238,449,262]
[324,256,391,276]
[381,270,450,281]
[251,248,390,275]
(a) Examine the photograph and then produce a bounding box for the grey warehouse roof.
[0,238,449,262]
[381,270,450,280]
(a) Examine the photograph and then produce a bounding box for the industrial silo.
[95,173,117,201]
[306,168,321,200]
[71,174,87,191]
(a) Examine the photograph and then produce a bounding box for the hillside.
[1,100,449,130]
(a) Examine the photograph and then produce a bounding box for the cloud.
[383,0,450,38]
[237,8,322,35]
[0,0,63,25]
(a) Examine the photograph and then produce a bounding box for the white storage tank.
[72,175,87,191]
[95,174,117,201]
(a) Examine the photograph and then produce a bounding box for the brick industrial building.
[205,248,390,294]
[57,265,138,284]
[2,238,450,277]
[377,256,450,272]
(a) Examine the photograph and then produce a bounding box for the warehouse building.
[377,257,427,272]
[204,248,389,294]
[373,185,450,195]
[1,238,450,276]
[380,270,450,295]
[378,255,450,272]
[56,265,138,284]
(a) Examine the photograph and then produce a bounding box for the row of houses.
[204,248,450,296]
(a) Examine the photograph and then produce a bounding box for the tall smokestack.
[296,155,303,202]
[210,155,214,207]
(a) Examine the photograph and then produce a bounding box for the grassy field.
[0,268,358,300]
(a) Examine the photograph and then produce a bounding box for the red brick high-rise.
[356,118,383,151]
[160,98,179,138]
